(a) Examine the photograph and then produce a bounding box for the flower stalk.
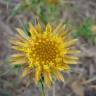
[39,76,45,96]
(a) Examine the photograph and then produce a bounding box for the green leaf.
[14,64,22,69]
[75,18,95,41]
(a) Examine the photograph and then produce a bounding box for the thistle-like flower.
[10,22,78,87]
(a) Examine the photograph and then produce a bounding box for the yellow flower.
[47,0,59,4]
[9,22,79,87]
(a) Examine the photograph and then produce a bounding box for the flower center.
[31,38,59,64]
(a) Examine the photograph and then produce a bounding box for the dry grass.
[0,0,96,96]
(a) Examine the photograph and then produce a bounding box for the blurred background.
[0,0,96,96]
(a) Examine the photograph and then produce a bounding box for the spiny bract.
[10,22,79,87]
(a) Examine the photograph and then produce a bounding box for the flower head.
[10,22,79,87]
[47,0,59,4]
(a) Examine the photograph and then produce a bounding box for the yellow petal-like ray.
[44,72,52,87]
[66,50,80,54]
[9,40,27,47]
[46,23,52,33]
[22,67,31,78]
[64,39,78,47]
[56,72,64,82]
[10,58,26,65]
[11,46,25,52]
[63,56,78,64]
[10,54,25,59]
[29,23,39,38]
[35,66,41,82]
[16,28,29,40]
[35,22,42,33]
[53,22,63,34]
[15,34,28,42]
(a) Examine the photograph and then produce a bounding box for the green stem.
[40,76,45,96]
